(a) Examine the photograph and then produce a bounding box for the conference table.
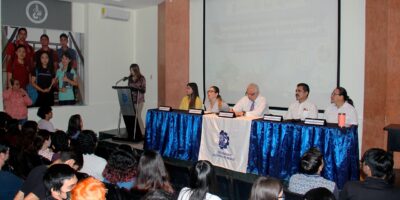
[144,109,359,188]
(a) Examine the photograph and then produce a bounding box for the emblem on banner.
[218,130,230,149]
[26,1,48,24]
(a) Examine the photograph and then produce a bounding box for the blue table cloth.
[247,120,360,189]
[144,109,203,161]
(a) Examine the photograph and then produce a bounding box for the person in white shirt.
[324,87,358,125]
[204,86,230,113]
[177,160,221,200]
[285,83,318,120]
[37,106,56,132]
[231,83,269,117]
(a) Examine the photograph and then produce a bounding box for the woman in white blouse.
[204,86,229,113]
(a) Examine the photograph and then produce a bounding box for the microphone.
[122,75,132,81]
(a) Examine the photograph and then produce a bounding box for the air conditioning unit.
[101,6,130,21]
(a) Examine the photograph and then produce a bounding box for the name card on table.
[219,111,236,118]
[158,106,172,111]
[263,114,283,122]
[304,118,326,126]
[188,109,204,115]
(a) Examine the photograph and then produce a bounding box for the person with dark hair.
[37,130,54,161]
[50,130,70,161]
[133,150,174,197]
[249,176,284,200]
[142,189,175,200]
[6,45,31,90]
[204,86,229,113]
[43,164,78,200]
[5,27,34,82]
[76,130,107,180]
[67,114,82,140]
[14,151,83,200]
[178,160,221,200]
[37,106,56,132]
[304,187,336,200]
[31,51,56,107]
[232,83,269,117]
[289,147,338,198]
[324,87,358,125]
[285,83,318,120]
[71,176,106,200]
[34,34,58,72]
[128,63,146,136]
[0,142,23,200]
[57,33,77,69]
[179,82,202,110]
[340,148,400,200]
[3,78,32,125]
[56,52,78,105]
[102,149,137,189]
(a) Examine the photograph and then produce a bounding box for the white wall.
[190,0,366,143]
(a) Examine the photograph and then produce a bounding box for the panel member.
[324,87,358,125]
[285,83,318,120]
[179,83,202,110]
[231,83,268,117]
[204,86,229,113]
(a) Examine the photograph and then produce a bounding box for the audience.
[178,160,221,200]
[37,130,54,161]
[67,114,82,140]
[179,82,202,110]
[43,164,78,200]
[102,149,137,189]
[0,142,23,200]
[304,187,336,200]
[340,148,400,200]
[50,130,70,161]
[288,147,338,198]
[142,189,175,200]
[71,176,106,200]
[3,78,32,125]
[204,86,230,113]
[249,176,284,200]
[37,106,56,132]
[76,130,107,181]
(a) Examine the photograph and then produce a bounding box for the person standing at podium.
[128,64,146,137]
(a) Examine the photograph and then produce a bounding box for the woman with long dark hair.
[128,63,146,136]
[249,177,284,200]
[56,52,78,105]
[204,86,229,113]
[31,51,55,106]
[179,83,202,110]
[178,160,221,200]
[67,114,82,140]
[324,87,358,125]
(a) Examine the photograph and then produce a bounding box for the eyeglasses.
[331,92,340,96]
[207,90,215,93]
[247,92,257,96]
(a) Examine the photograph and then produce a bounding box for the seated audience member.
[288,147,338,197]
[76,130,107,180]
[43,164,78,200]
[179,82,202,110]
[37,130,54,161]
[102,149,137,189]
[37,106,56,132]
[178,160,221,200]
[142,189,175,200]
[71,176,106,200]
[50,130,70,161]
[31,51,56,107]
[6,45,31,90]
[249,176,284,200]
[133,150,174,198]
[56,52,78,105]
[324,87,358,125]
[3,78,32,125]
[340,148,400,200]
[67,114,82,140]
[204,86,229,113]
[304,187,336,200]
[232,83,269,117]
[14,151,83,200]
[0,142,23,200]
[285,83,318,120]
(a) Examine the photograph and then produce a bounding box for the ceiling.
[60,0,165,10]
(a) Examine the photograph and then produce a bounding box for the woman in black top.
[31,51,55,106]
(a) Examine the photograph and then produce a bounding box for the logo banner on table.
[198,115,253,173]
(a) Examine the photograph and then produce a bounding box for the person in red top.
[34,34,58,72]
[6,45,31,90]
[4,27,34,72]
[2,79,32,125]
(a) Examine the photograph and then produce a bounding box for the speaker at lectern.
[112,86,142,142]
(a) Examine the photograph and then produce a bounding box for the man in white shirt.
[324,87,358,125]
[231,83,269,117]
[285,83,318,120]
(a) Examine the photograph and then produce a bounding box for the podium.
[112,86,143,142]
